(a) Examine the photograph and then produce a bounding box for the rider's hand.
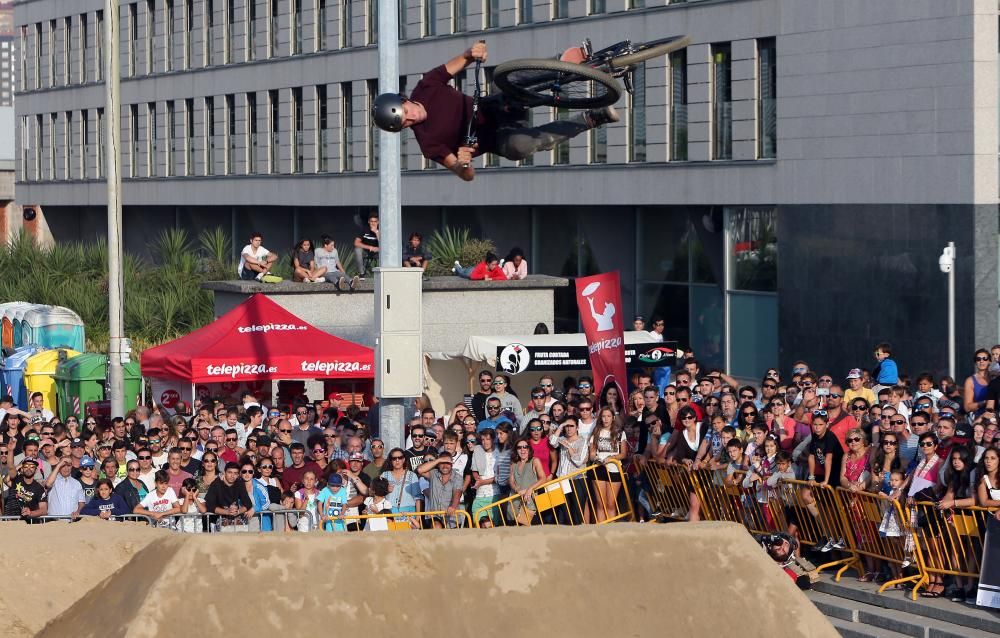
[467,41,487,63]
[457,145,476,168]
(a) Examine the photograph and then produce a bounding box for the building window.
[148,102,158,176]
[226,94,236,174]
[342,82,353,171]
[590,120,606,164]
[454,0,466,33]
[269,89,279,172]
[292,0,302,53]
[79,17,88,82]
[185,0,193,68]
[247,0,256,59]
[81,111,89,179]
[553,0,569,20]
[712,43,732,160]
[146,0,155,73]
[206,0,215,65]
[517,0,531,23]
[485,0,499,28]
[725,206,778,376]
[553,108,569,165]
[367,0,378,44]
[317,0,327,50]
[64,17,72,84]
[317,84,328,172]
[398,0,406,39]
[185,97,195,175]
[206,96,215,174]
[628,0,644,8]
[342,0,353,47]
[270,0,279,56]
[64,111,73,179]
[129,105,139,177]
[166,101,175,176]
[247,92,258,173]
[165,0,174,71]
[669,49,687,161]
[48,20,56,86]
[590,0,605,14]
[96,108,105,177]
[423,0,436,36]
[33,23,41,88]
[628,61,646,162]
[757,37,776,159]
[727,207,777,292]
[227,0,235,63]
[366,79,378,170]
[292,87,303,172]
[128,4,138,77]
[34,114,42,179]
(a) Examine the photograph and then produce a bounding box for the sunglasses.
[910,421,928,427]
[279,429,292,433]
[976,356,990,361]
[487,406,501,411]
[920,441,936,447]
[577,384,591,389]
[240,470,255,475]
[226,437,237,442]
[390,456,405,461]
[828,393,842,399]
[465,440,477,445]
[915,404,932,410]
[882,440,898,446]
[743,411,757,417]
[529,426,543,432]
[313,449,326,454]
[480,378,493,384]
[540,383,552,388]
[762,384,777,389]
[138,455,152,460]
[740,395,754,400]
[127,467,140,472]
[531,394,545,399]
[851,405,866,410]
[493,381,507,386]
[678,397,690,402]
[579,407,593,411]
[847,437,862,443]
[516,445,530,450]
[890,419,906,426]
[260,464,274,469]
[812,410,827,417]
[681,415,696,421]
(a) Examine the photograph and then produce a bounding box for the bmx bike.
[492,35,691,109]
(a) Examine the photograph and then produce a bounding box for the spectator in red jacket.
[453,253,507,281]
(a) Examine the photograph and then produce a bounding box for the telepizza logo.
[237,323,307,334]
[206,363,279,378]
[300,360,373,374]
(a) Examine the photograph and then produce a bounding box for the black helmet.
[371,93,407,132]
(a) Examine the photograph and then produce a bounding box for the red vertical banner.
[575,271,628,406]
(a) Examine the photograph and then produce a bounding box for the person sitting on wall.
[453,252,507,281]
[354,212,380,278]
[291,238,328,284]
[314,235,358,291]
[502,247,528,280]
[238,232,281,283]
[403,232,433,269]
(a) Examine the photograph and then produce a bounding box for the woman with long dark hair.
[588,407,627,523]
[292,237,327,283]
[937,446,978,602]
[963,348,991,417]
[508,437,545,525]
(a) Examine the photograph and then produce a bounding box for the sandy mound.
[37,522,837,638]
[0,518,167,636]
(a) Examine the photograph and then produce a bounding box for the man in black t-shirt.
[3,458,47,519]
[353,213,380,277]
[205,462,251,527]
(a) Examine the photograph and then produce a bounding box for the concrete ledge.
[203,275,569,354]
[203,274,570,295]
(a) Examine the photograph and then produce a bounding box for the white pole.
[376,0,405,452]
[104,0,126,418]
[947,241,955,381]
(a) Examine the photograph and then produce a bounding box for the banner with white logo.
[575,272,628,405]
[978,515,1000,609]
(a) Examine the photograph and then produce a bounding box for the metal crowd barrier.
[0,514,154,525]
[640,460,693,521]
[473,459,634,528]
[908,502,993,599]
[329,510,474,532]
[833,488,917,590]
[169,509,315,533]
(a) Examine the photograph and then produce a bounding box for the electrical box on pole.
[374,268,423,398]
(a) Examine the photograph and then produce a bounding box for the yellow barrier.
[834,488,918,591]
[324,510,473,532]
[640,460,694,521]
[473,459,634,527]
[908,502,994,600]
[766,479,857,577]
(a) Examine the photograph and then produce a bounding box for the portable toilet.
[22,306,85,352]
[11,304,41,348]
[1,345,43,409]
[0,302,34,350]
[54,353,142,420]
[24,348,80,417]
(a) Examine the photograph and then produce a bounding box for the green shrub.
[425,227,495,276]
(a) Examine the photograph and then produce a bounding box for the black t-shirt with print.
[4,478,46,516]
[808,430,844,486]
[356,229,379,252]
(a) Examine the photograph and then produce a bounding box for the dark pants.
[481,95,592,161]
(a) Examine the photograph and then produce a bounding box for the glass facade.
[726,207,778,377]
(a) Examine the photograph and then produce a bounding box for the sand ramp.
[29,522,836,637]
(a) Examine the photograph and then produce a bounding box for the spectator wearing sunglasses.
[520,387,549,433]
[487,374,522,417]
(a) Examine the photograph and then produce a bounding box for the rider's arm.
[444,41,487,77]
[442,153,475,181]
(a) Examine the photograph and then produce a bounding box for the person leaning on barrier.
[3,457,47,519]
[206,462,253,526]
[133,470,181,526]
[417,450,464,526]
[81,479,131,519]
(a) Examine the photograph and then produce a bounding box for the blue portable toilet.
[2,345,44,409]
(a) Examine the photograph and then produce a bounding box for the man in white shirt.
[238,232,280,282]
[27,392,54,424]
[648,317,665,342]
[576,398,598,441]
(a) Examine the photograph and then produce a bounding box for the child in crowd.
[452,252,507,281]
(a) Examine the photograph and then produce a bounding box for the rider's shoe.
[585,105,620,128]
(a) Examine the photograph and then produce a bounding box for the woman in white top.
[588,407,627,523]
[977,448,1000,509]
[551,418,589,524]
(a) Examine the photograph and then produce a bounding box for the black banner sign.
[978,514,1000,609]
[495,341,678,375]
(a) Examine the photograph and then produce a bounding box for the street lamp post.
[104,0,126,418]
[939,242,955,381]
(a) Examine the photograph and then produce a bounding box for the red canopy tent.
[142,293,374,383]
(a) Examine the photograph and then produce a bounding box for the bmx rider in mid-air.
[371,41,618,182]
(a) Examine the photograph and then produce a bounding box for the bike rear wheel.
[608,35,691,69]
[494,59,622,109]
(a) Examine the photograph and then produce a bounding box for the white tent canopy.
[427,331,660,367]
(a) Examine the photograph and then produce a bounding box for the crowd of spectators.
[2,340,999,603]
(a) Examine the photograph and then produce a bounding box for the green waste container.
[54,354,142,421]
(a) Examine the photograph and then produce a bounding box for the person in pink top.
[164,448,194,494]
[502,248,528,280]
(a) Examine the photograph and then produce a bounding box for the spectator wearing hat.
[843,369,876,408]
[76,455,100,501]
[12,439,50,481]
[632,316,645,331]
[3,457,47,518]
[44,456,87,518]
[418,450,465,527]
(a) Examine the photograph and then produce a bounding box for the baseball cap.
[40,438,55,448]
[80,455,96,468]
[328,392,344,402]
[20,456,38,467]
[70,437,84,448]
[846,368,861,380]
[348,452,365,462]
[328,473,344,487]
[633,315,644,322]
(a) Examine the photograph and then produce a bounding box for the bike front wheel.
[494,59,622,109]
[608,35,691,69]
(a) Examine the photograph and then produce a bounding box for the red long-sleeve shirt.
[469,262,507,281]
